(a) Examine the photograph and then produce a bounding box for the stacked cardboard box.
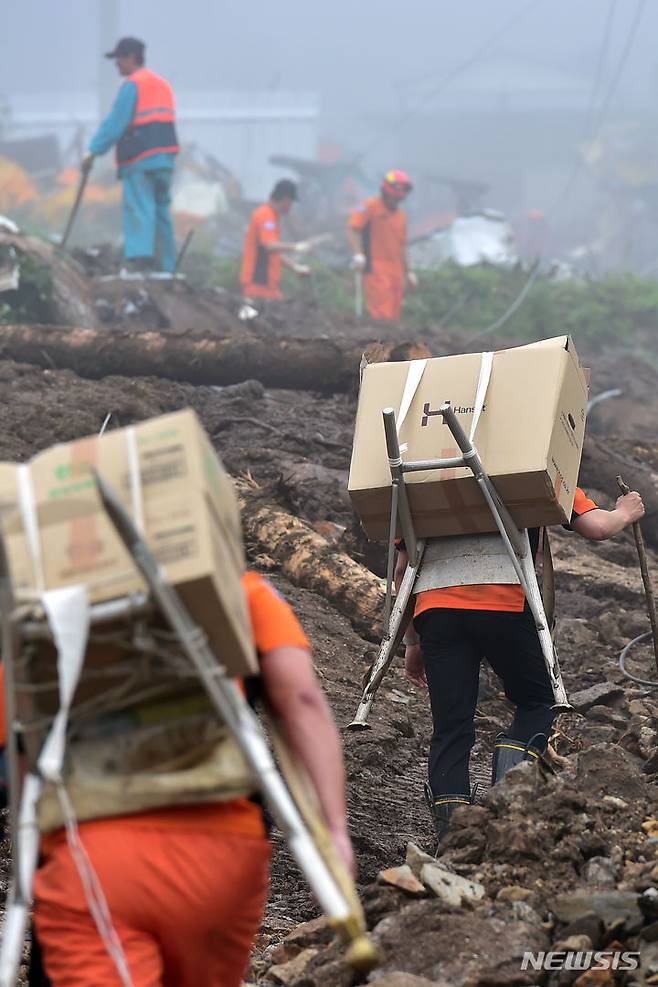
[349,335,588,539]
[0,408,256,678]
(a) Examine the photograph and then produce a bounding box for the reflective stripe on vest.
[414,532,521,593]
[116,67,180,168]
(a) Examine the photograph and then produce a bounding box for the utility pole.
[98,0,120,119]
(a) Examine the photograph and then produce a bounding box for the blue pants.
[122,168,177,272]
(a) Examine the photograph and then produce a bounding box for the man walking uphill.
[83,37,179,273]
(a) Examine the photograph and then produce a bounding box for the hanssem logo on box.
[421,402,486,427]
[521,950,640,972]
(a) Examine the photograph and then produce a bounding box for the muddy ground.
[3,265,658,986]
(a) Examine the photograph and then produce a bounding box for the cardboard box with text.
[349,335,588,539]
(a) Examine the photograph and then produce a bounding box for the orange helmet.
[382,169,413,199]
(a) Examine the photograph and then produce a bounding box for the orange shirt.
[240,203,282,298]
[349,195,406,275]
[27,572,309,850]
[414,488,598,616]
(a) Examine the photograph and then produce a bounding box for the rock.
[368,976,445,987]
[572,969,614,987]
[268,947,319,984]
[570,682,624,712]
[485,818,546,860]
[641,921,658,943]
[641,941,658,977]
[640,888,658,919]
[486,761,539,812]
[269,917,330,964]
[602,795,628,810]
[496,885,533,903]
[552,934,593,952]
[378,866,426,896]
[371,902,549,985]
[576,744,649,800]
[560,913,604,946]
[551,892,644,934]
[643,749,658,774]
[406,843,437,879]
[511,901,541,924]
[581,857,618,887]
[420,862,485,907]
[644,819,658,838]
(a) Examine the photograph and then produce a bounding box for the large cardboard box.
[0,409,256,678]
[349,335,588,539]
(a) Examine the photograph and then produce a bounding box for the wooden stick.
[617,474,658,676]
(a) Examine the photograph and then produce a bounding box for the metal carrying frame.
[348,402,570,731]
[0,476,377,987]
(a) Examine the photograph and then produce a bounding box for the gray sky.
[4,0,658,122]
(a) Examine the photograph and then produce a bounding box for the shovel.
[60,164,92,250]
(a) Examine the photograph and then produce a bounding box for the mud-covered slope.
[2,276,658,987]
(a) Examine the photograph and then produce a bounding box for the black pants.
[416,607,555,797]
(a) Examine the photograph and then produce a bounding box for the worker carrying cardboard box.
[0,572,353,987]
[0,410,356,987]
[240,179,311,304]
[347,170,418,321]
[396,485,645,847]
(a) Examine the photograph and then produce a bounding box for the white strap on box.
[17,464,45,593]
[37,585,133,985]
[469,351,493,443]
[125,426,144,535]
[397,359,427,452]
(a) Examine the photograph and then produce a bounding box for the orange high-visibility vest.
[116,67,180,168]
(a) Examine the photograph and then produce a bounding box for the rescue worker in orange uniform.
[83,37,179,272]
[240,179,311,304]
[5,573,353,987]
[397,486,645,845]
[347,170,417,321]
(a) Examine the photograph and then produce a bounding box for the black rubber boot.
[491,733,546,785]
[424,782,471,847]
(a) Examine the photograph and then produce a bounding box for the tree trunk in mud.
[0,325,423,393]
[580,434,658,549]
[240,496,385,641]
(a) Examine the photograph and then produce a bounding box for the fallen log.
[0,325,431,394]
[240,497,384,641]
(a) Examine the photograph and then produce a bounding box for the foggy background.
[3,0,658,269]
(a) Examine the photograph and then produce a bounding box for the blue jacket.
[89,80,176,178]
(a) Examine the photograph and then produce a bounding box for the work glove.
[292,263,311,277]
[407,270,419,290]
[294,241,311,255]
[81,151,95,174]
[351,253,366,272]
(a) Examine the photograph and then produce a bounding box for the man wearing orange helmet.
[347,169,417,321]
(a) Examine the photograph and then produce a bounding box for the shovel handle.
[616,474,658,676]
[617,475,631,497]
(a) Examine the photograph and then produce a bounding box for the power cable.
[549,0,647,214]
[465,0,647,342]
[583,0,618,135]
[619,631,658,687]
[354,0,543,163]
